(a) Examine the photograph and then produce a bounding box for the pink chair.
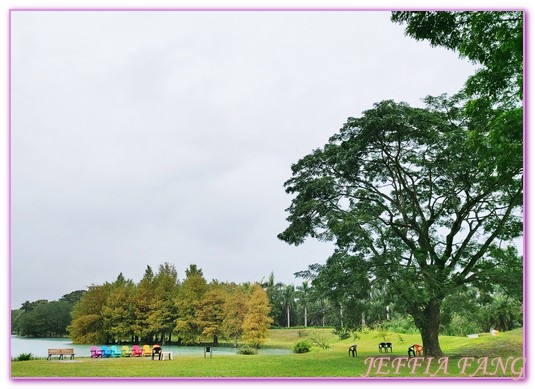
[90,346,102,358]
[131,345,143,357]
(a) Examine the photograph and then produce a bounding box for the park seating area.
[86,345,169,360]
[346,342,425,358]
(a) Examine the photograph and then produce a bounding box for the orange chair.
[408,344,423,357]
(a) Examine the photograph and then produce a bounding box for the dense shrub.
[293,340,312,353]
[442,313,481,336]
[13,353,33,361]
[237,345,258,355]
[333,327,351,340]
[382,315,418,334]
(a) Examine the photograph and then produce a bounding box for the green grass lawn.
[11,327,524,379]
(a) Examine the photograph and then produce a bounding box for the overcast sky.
[10,10,477,308]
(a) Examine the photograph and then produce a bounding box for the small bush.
[14,353,33,361]
[293,340,312,354]
[309,331,331,350]
[333,327,351,340]
[298,329,308,338]
[237,345,258,355]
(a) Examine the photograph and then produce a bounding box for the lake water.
[10,335,290,358]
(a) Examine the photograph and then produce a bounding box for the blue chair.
[100,345,112,358]
[110,345,122,357]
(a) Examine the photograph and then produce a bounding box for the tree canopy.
[278,95,522,356]
[391,11,523,185]
[391,11,523,107]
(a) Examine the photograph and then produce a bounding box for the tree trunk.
[287,306,290,328]
[413,299,444,357]
[304,306,308,328]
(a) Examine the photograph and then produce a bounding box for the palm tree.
[261,272,284,326]
[296,281,311,327]
[282,285,295,328]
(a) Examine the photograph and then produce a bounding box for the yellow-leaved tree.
[242,284,272,348]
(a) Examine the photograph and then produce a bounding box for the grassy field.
[11,327,524,379]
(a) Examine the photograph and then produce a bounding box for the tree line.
[11,263,521,343]
[67,263,272,347]
[11,290,86,338]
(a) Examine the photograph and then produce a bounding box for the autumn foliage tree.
[222,284,250,347]
[69,265,273,347]
[242,284,273,348]
[195,285,228,346]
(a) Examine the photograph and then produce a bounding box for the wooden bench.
[47,348,75,360]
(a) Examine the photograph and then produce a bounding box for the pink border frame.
[7,7,528,383]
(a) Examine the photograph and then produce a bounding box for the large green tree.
[133,266,156,343]
[101,273,136,343]
[278,97,522,356]
[69,283,113,344]
[14,300,72,337]
[174,265,208,345]
[148,263,180,344]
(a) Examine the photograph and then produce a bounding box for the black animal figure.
[348,344,357,357]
